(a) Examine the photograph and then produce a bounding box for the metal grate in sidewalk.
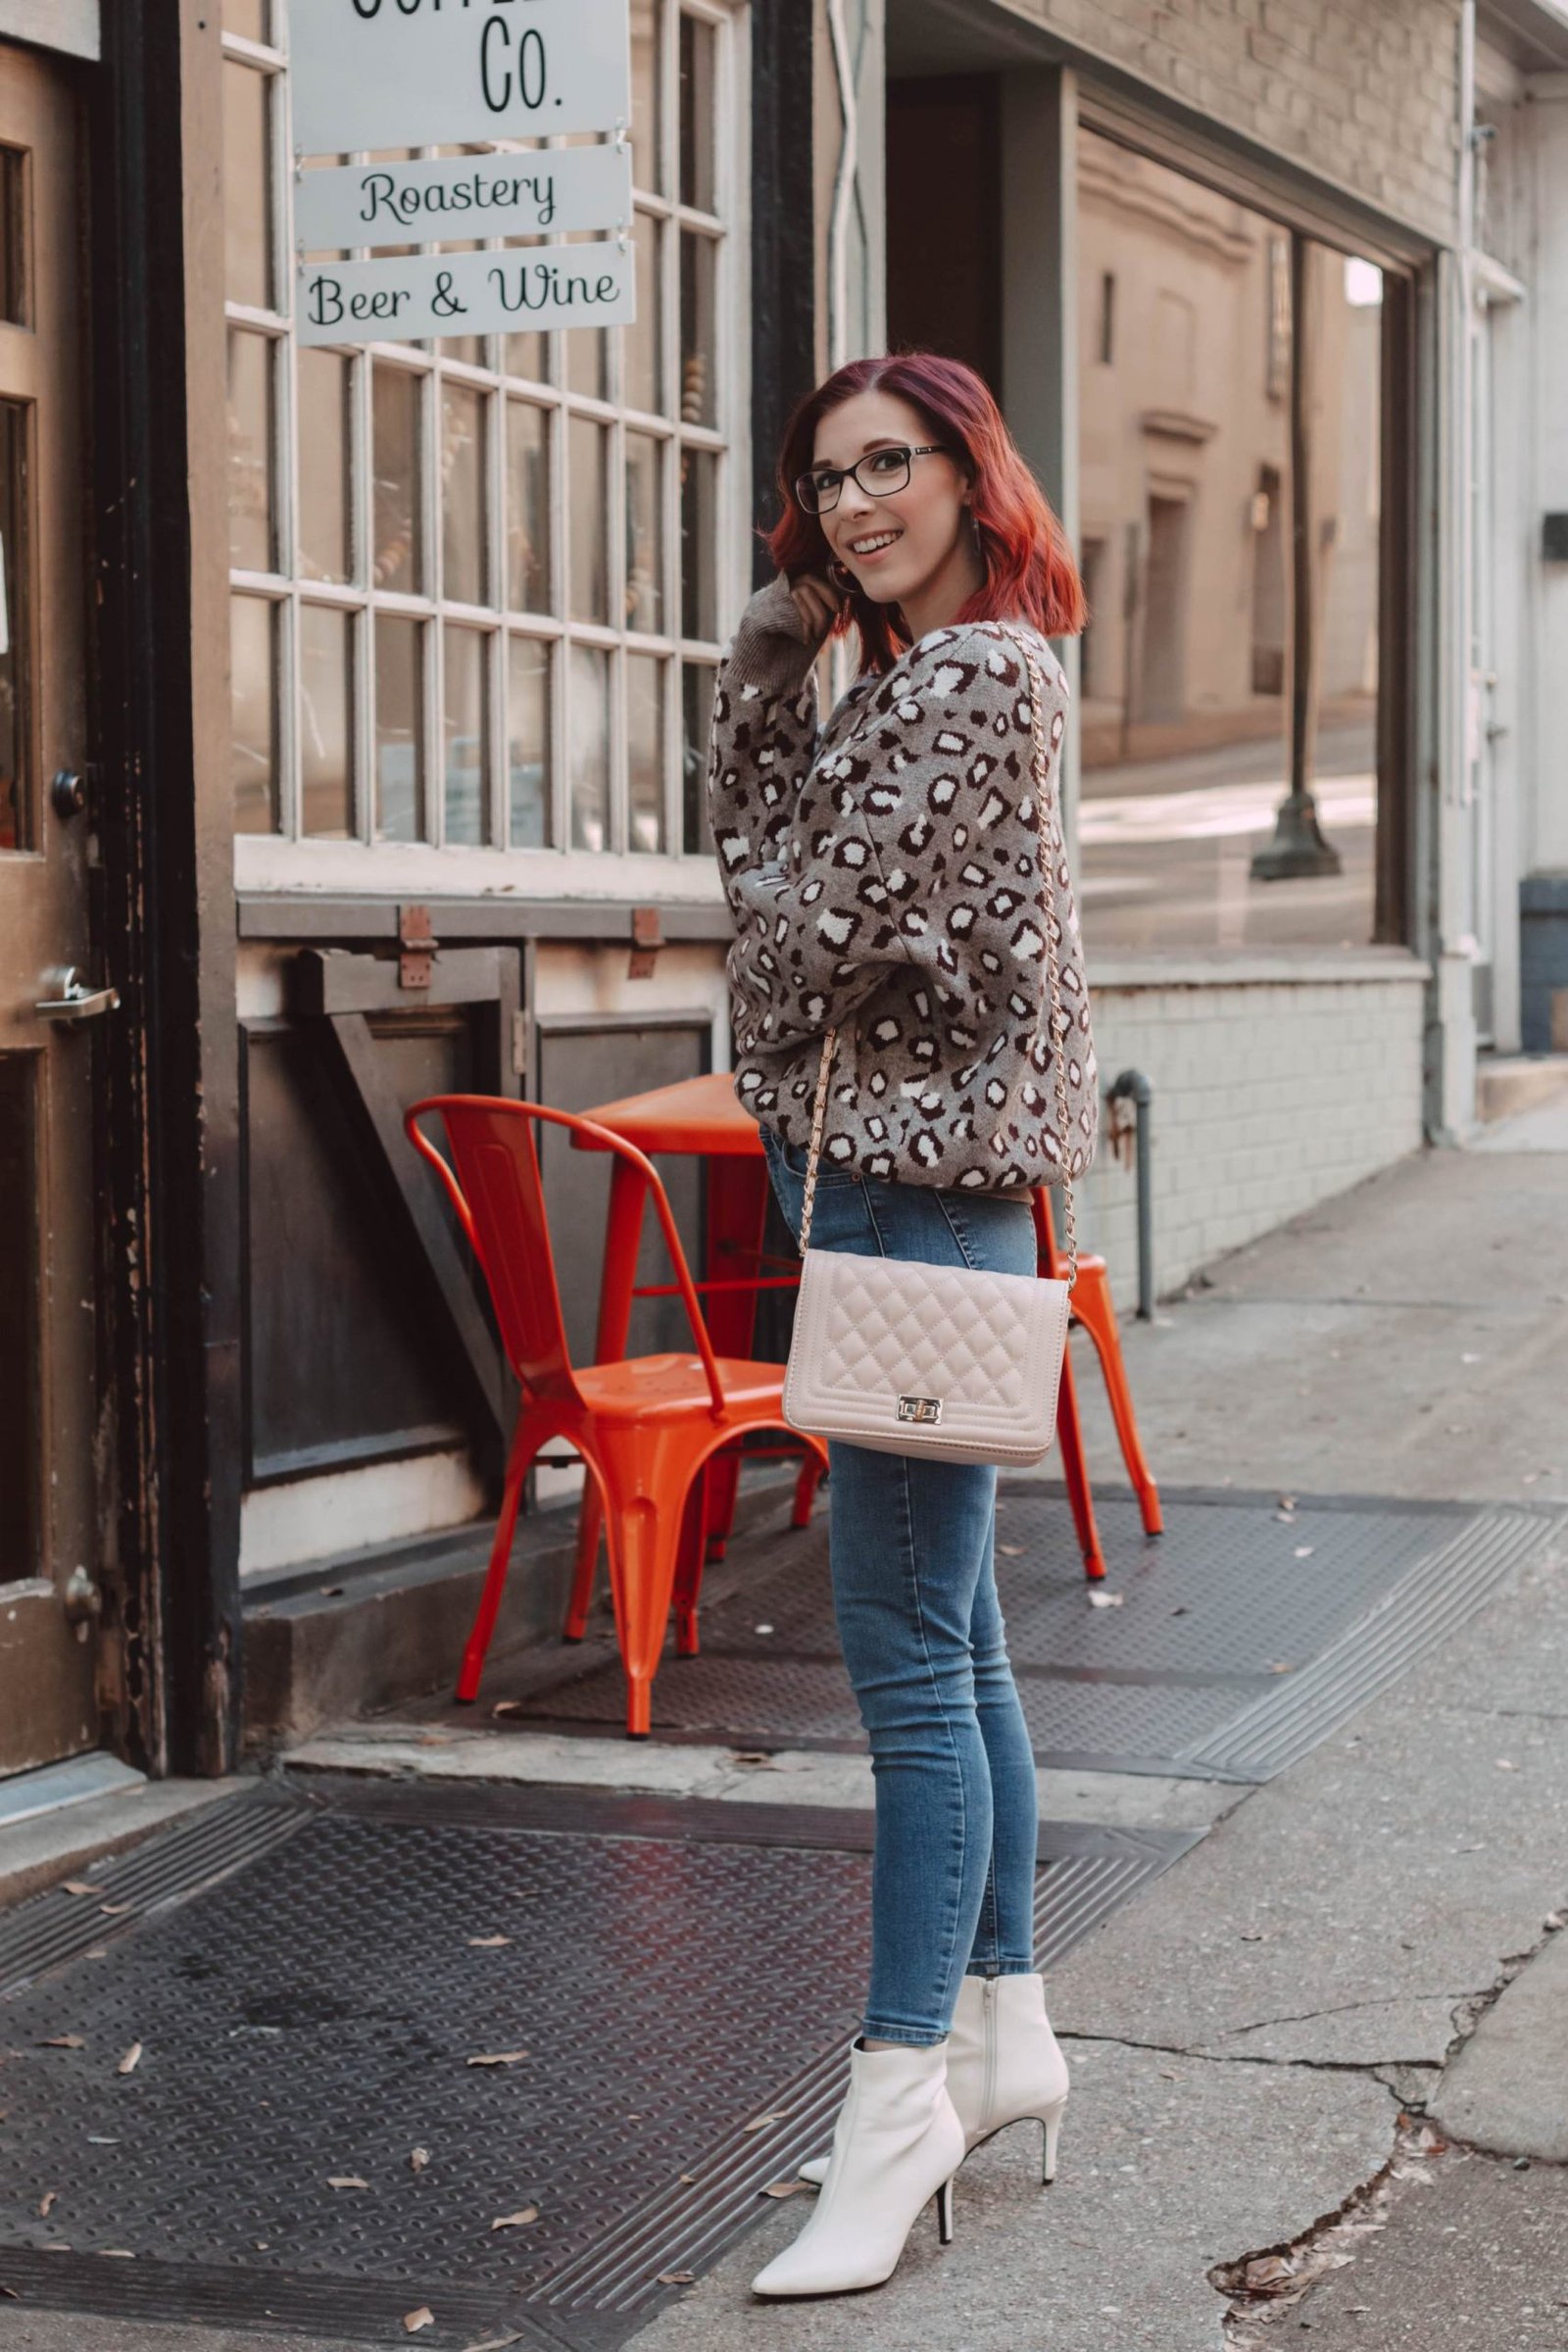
[514,1489,1554,1782]
[0,1776,1192,2349]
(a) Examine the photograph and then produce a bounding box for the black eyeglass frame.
[793,443,951,515]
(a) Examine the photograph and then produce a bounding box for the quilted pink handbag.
[781,632,1079,1467]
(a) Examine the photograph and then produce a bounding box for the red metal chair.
[404,1094,829,1738]
[1033,1190,1163,1580]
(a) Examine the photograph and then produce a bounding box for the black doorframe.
[749,0,816,585]
[88,0,243,1779]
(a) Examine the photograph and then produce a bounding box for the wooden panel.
[0,1053,38,1576]
[242,1019,480,1486]
[536,1022,709,1369]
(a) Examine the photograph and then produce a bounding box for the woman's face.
[808,389,972,612]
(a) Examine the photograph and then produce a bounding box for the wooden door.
[0,42,101,1776]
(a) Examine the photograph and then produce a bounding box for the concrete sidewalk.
[2,1107,1564,2352]
[623,1108,1568,2350]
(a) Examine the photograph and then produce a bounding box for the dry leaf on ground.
[410,2148,429,2174]
[117,2043,142,2075]
[61,1882,96,1897]
[99,1904,132,1917]
[327,2175,370,2190]
[761,2180,805,2198]
[998,1544,1024,1557]
[467,1935,512,1948]
[1087,1591,1124,1609]
[743,2114,787,2131]
[491,2205,539,2230]
[657,2271,695,2285]
[40,2035,84,2049]
[37,2192,57,2217]
[466,2050,530,2067]
[403,2310,435,2335]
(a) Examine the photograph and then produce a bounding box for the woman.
[707,352,1099,2300]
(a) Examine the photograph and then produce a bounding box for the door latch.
[35,967,121,1022]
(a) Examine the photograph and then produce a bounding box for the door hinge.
[628,906,662,980]
[399,904,436,990]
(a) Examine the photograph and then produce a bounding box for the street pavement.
[2,1097,1565,2352]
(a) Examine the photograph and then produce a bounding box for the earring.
[827,558,857,595]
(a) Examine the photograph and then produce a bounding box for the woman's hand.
[788,568,846,644]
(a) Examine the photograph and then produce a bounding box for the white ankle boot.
[751,2037,963,2298]
[798,1974,1068,2189]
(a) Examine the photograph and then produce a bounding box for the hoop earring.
[827,559,857,595]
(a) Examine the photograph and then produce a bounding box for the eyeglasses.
[793,443,950,515]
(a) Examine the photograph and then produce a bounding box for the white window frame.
[225,0,748,905]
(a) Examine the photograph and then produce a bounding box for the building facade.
[2,0,1565,1788]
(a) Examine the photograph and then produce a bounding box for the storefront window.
[1076,131,1386,952]
[222,0,731,859]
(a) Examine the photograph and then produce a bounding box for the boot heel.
[1042,2096,1066,2185]
[936,2175,956,2246]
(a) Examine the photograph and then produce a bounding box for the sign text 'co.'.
[289,0,631,158]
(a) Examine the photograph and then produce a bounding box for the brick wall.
[1007,0,1461,243]
[1081,960,1429,1304]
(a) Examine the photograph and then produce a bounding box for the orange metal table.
[568,1073,1162,1600]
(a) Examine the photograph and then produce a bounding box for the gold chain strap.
[798,1014,837,1253]
[797,631,1077,1285]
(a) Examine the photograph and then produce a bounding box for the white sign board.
[296,240,634,347]
[290,0,631,157]
[295,143,632,255]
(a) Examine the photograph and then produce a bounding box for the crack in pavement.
[1061,2030,1445,2082]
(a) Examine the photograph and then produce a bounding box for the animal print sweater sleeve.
[709,576,1099,1194]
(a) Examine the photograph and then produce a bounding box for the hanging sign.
[295,142,632,255]
[289,0,631,159]
[296,238,634,347]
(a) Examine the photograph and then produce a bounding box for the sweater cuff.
[721,573,827,696]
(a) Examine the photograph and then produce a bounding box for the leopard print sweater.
[708,572,1099,1193]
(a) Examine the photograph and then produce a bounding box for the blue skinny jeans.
[762,1126,1040,2046]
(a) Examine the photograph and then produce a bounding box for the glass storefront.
[1076,129,1387,953]
[222,0,733,868]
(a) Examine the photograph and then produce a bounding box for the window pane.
[627,654,664,853]
[566,326,608,403]
[564,236,609,400]
[630,0,662,196]
[443,625,490,846]
[679,229,716,426]
[681,661,714,854]
[567,642,610,852]
[680,443,718,641]
[222,61,271,310]
[625,431,662,633]
[230,595,278,834]
[300,603,354,838]
[508,634,552,847]
[441,380,487,607]
[504,241,551,392]
[374,612,424,840]
[679,14,716,213]
[625,211,662,416]
[1074,130,1382,952]
[298,347,353,584]
[0,400,31,851]
[506,399,551,613]
[222,0,269,37]
[226,327,273,572]
[371,363,423,595]
[567,413,609,624]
